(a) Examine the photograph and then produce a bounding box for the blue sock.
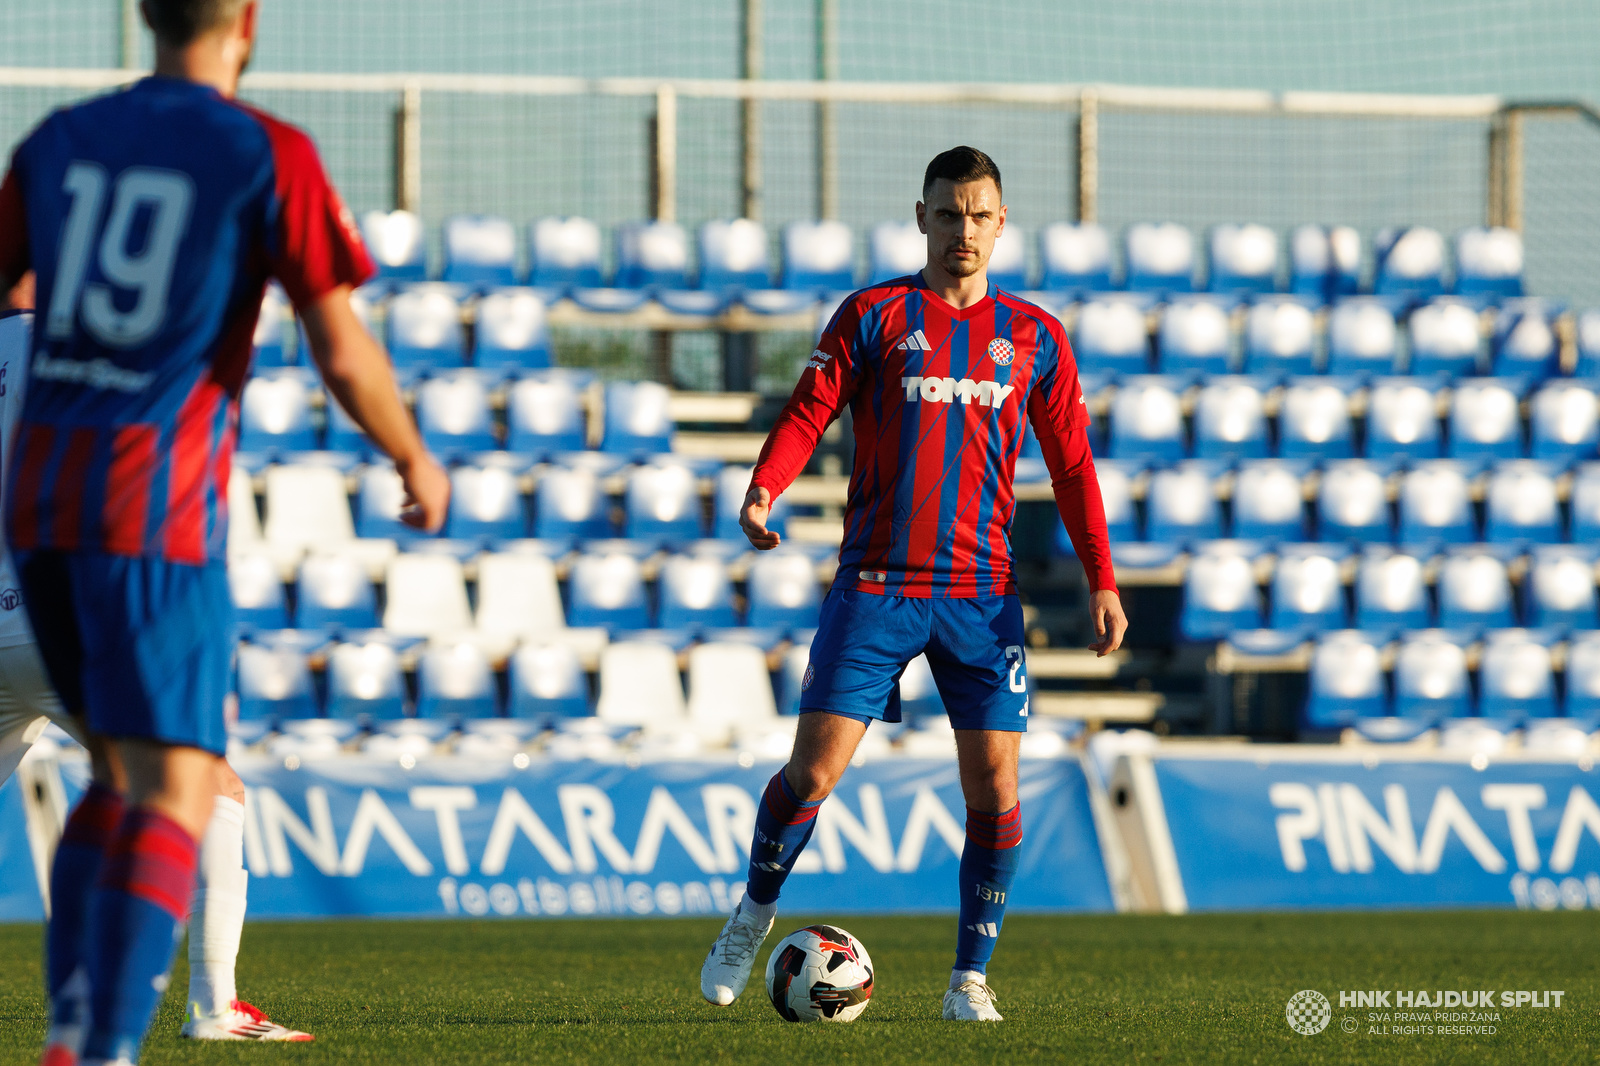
[955,804,1023,975]
[47,783,124,1029]
[82,807,199,1065]
[744,770,823,906]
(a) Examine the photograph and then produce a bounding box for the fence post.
[1077,87,1098,224]
[120,0,140,69]
[395,80,422,215]
[1504,108,1525,233]
[816,0,838,220]
[741,0,763,220]
[652,85,677,223]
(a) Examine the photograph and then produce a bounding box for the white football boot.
[180,1000,313,1041]
[942,974,1004,1021]
[699,899,775,1006]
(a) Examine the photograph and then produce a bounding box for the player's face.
[917,178,1005,280]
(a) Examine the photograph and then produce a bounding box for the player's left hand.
[1087,589,1127,657]
[396,452,451,532]
[740,485,782,550]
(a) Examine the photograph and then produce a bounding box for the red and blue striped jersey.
[752,273,1115,598]
[0,76,372,564]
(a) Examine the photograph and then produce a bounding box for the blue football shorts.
[798,588,1030,732]
[16,550,234,755]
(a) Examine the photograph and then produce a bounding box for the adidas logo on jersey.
[964,922,999,937]
[895,330,933,351]
[901,376,1016,408]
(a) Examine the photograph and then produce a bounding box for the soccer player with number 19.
[701,147,1127,1021]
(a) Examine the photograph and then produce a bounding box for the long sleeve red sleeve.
[1034,421,1118,595]
[749,303,861,499]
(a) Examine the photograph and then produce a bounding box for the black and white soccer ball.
[765,925,874,1023]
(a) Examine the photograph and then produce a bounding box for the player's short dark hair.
[143,0,248,46]
[922,146,1002,201]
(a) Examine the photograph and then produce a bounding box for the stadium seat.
[1207,223,1277,295]
[416,371,497,458]
[869,221,925,284]
[1491,301,1558,379]
[1242,298,1316,376]
[1529,381,1600,462]
[327,641,406,719]
[1279,381,1354,459]
[296,551,379,632]
[325,389,376,458]
[529,217,605,290]
[1571,464,1600,542]
[1157,297,1233,376]
[1107,376,1184,461]
[387,285,466,370]
[1455,226,1524,299]
[986,226,1029,291]
[624,461,703,546]
[506,371,587,457]
[1374,226,1446,301]
[714,464,789,541]
[1268,546,1348,631]
[1393,632,1471,720]
[1326,299,1399,376]
[1407,299,1481,377]
[355,464,425,541]
[1039,222,1113,293]
[236,643,318,721]
[416,641,499,718]
[778,642,811,716]
[1478,631,1556,721]
[227,460,265,555]
[1397,461,1475,546]
[229,551,288,631]
[1436,551,1515,631]
[1578,311,1600,378]
[1447,379,1522,461]
[1317,460,1390,543]
[1191,378,1267,460]
[1303,631,1387,727]
[476,552,568,639]
[595,641,686,728]
[446,464,526,542]
[1124,222,1193,293]
[601,381,673,456]
[1232,461,1308,542]
[253,285,290,367]
[359,209,426,282]
[1179,543,1262,640]
[1484,460,1560,544]
[658,554,739,629]
[1365,379,1442,459]
[686,642,780,742]
[1524,547,1599,630]
[898,653,946,720]
[442,214,518,287]
[237,372,316,455]
[1354,550,1430,632]
[700,218,771,293]
[507,643,590,719]
[1074,297,1150,376]
[782,220,855,292]
[264,462,361,552]
[1289,224,1360,303]
[1146,464,1222,544]
[615,220,690,290]
[533,465,612,541]
[747,550,821,630]
[1564,633,1600,722]
[473,288,551,373]
[568,552,651,630]
[383,554,473,638]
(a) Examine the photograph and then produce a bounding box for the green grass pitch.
[0,911,1594,1065]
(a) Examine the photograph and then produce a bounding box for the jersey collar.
[912,269,997,320]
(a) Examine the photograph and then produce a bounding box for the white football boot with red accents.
[180,1000,313,1041]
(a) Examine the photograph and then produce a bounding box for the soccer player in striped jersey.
[0,3,450,1063]
[700,147,1127,1021]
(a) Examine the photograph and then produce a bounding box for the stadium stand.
[1040,222,1113,294]
[442,214,519,287]
[529,217,605,290]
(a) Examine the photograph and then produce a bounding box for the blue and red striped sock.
[46,783,124,1027]
[81,807,199,1065]
[744,770,823,906]
[955,804,1023,975]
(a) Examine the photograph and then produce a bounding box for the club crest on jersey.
[988,338,1015,366]
[801,662,815,691]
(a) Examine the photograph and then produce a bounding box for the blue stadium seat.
[1180,543,1262,639]
[624,460,703,546]
[529,217,605,290]
[1393,632,1471,720]
[568,552,651,630]
[327,642,407,719]
[1374,226,1446,301]
[1289,224,1360,303]
[1490,302,1557,379]
[1233,461,1308,542]
[447,464,527,542]
[325,390,373,458]
[1578,311,1600,378]
[1529,381,1600,462]
[359,210,426,283]
[601,381,674,456]
[1207,223,1278,295]
[869,221,924,284]
[1565,634,1600,723]
[1571,464,1600,542]
[237,372,316,455]
[1524,547,1599,630]
[442,214,518,287]
[506,371,587,458]
[1365,378,1442,460]
[1317,460,1390,543]
[253,285,290,367]
[1397,461,1475,546]
[1039,222,1112,294]
[1407,299,1482,377]
[747,550,821,630]
[415,371,497,458]
[296,552,379,633]
[533,465,613,541]
[986,227,1029,291]
[1157,297,1233,376]
[473,288,551,373]
[1269,546,1348,631]
[699,219,771,293]
[1303,631,1388,727]
[1107,377,1184,461]
[1124,222,1193,293]
[1483,460,1560,544]
[1192,378,1267,461]
[229,552,288,631]
[236,643,318,721]
[1326,299,1399,376]
[387,285,466,370]
[615,220,690,290]
[1455,226,1524,299]
[1146,464,1222,544]
[1448,379,1523,461]
[1242,298,1316,376]
[1279,380,1354,459]
[658,554,739,630]
[416,642,500,718]
[1437,551,1515,631]
[1354,550,1430,632]
[782,220,855,292]
[1074,297,1150,376]
[508,644,591,719]
[714,465,789,541]
[1479,631,1556,721]
[779,642,811,716]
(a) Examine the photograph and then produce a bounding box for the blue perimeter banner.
[1153,754,1600,911]
[0,777,43,921]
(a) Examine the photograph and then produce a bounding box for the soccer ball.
[764,925,874,1023]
